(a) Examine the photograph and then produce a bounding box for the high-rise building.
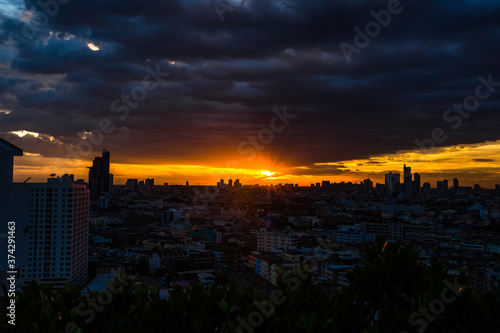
[363,179,373,193]
[88,149,113,196]
[443,179,448,193]
[21,175,89,288]
[404,164,412,184]
[405,181,415,199]
[385,172,400,196]
[186,181,189,187]
[414,173,421,194]
[437,181,445,194]
[125,179,138,190]
[0,138,30,274]
[217,179,225,187]
[234,179,241,188]
[322,180,331,188]
[228,179,233,187]
[0,137,23,184]
[145,178,154,189]
[453,178,459,191]
[0,138,89,288]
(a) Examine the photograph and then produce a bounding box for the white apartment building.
[20,175,89,288]
[257,231,297,252]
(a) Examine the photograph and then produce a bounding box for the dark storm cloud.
[289,165,350,176]
[472,159,495,163]
[1,0,500,168]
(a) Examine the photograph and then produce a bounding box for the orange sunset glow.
[11,140,500,187]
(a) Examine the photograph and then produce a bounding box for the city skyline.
[8,144,500,188]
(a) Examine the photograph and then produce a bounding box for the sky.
[1,0,500,187]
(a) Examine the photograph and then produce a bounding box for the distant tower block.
[88,149,113,195]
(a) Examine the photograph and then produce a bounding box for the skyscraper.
[404,164,412,184]
[437,181,445,194]
[414,173,421,194]
[453,178,459,191]
[228,179,233,187]
[0,138,89,288]
[88,149,113,196]
[21,175,89,288]
[385,172,400,196]
[403,165,413,198]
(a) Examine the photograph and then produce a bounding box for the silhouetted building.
[0,137,23,184]
[88,149,113,196]
[454,178,459,191]
[443,179,448,193]
[234,179,241,188]
[363,179,373,193]
[125,179,138,190]
[437,181,445,194]
[145,178,154,189]
[404,164,412,184]
[228,179,233,187]
[405,181,415,199]
[186,181,189,187]
[322,180,330,188]
[385,172,400,196]
[414,173,421,194]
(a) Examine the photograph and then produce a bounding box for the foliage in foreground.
[1,238,499,333]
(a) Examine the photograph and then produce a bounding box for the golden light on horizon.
[10,140,500,187]
[260,171,275,177]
